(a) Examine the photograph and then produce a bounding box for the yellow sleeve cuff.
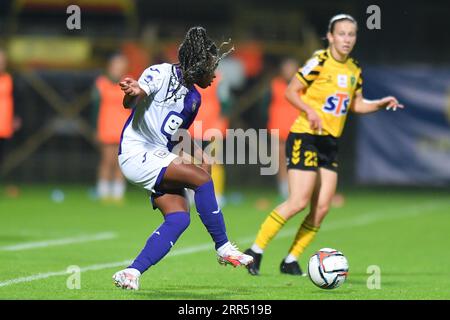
[296,73,309,87]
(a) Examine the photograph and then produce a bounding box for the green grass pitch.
[0,184,449,300]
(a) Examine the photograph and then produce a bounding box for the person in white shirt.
[112,27,253,290]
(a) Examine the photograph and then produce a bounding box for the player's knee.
[286,199,308,217]
[316,203,330,217]
[283,202,305,219]
[193,171,212,188]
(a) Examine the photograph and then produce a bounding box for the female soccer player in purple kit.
[112,27,253,290]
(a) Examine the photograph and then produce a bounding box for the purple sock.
[129,211,190,274]
[194,180,228,250]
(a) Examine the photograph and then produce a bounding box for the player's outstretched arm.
[351,92,404,114]
[120,77,147,109]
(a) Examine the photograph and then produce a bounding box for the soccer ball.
[307,248,349,289]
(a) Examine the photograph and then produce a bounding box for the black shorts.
[286,132,339,172]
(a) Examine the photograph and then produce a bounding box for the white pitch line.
[0,232,117,251]
[0,260,133,288]
[0,200,448,288]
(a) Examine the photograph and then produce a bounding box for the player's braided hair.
[178,26,234,87]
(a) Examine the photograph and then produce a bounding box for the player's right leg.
[281,168,338,274]
[280,133,339,275]
[113,191,190,290]
[244,169,317,275]
[159,160,253,267]
[246,132,321,275]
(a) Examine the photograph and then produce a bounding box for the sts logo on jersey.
[323,93,350,116]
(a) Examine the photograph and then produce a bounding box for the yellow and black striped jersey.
[290,48,363,138]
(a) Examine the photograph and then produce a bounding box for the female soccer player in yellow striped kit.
[245,14,403,276]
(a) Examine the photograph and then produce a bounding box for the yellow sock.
[211,163,225,198]
[288,221,320,258]
[254,210,287,249]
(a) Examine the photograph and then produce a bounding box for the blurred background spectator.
[263,57,299,199]
[91,53,130,203]
[0,47,20,170]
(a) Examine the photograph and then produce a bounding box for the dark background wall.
[0,0,448,187]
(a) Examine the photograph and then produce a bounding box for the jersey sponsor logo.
[192,101,198,112]
[301,57,320,76]
[337,74,348,88]
[162,112,184,136]
[323,93,350,116]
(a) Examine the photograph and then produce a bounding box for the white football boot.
[112,268,141,290]
[217,242,254,267]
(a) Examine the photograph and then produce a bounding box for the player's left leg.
[113,191,190,290]
[159,160,253,267]
[281,168,338,275]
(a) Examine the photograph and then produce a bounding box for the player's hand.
[380,96,404,111]
[119,77,141,96]
[306,109,323,134]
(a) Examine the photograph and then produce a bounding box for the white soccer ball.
[307,248,349,289]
